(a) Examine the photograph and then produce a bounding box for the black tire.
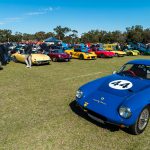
[47,61,51,65]
[13,56,18,63]
[66,59,70,62]
[129,106,150,135]
[115,53,119,57]
[79,54,84,60]
[100,54,105,58]
[0,61,3,70]
[52,57,57,62]
[130,52,133,56]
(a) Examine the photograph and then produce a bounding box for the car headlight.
[76,90,83,99]
[119,106,132,119]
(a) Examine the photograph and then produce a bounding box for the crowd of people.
[0,42,63,70]
[0,43,11,70]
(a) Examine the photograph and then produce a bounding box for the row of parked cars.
[10,43,143,66]
[64,46,141,60]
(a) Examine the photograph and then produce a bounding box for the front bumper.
[76,100,135,127]
[85,56,97,59]
[57,57,70,61]
[33,60,50,65]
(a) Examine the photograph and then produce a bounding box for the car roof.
[127,59,150,65]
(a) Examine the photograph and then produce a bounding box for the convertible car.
[12,51,51,65]
[75,59,150,134]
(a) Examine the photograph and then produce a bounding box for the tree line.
[0,25,150,44]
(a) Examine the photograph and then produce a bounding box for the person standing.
[0,46,3,70]
[24,44,32,68]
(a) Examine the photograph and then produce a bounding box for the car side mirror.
[112,71,117,74]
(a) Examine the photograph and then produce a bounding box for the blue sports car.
[76,59,150,135]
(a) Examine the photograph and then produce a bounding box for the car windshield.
[117,64,150,79]
[98,48,105,51]
[51,49,64,53]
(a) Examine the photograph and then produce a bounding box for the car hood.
[59,53,70,57]
[32,54,50,60]
[81,74,149,110]
[112,51,126,54]
[52,53,69,57]
[97,74,149,97]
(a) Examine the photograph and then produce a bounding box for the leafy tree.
[35,31,46,41]
[126,25,144,43]
[0,29,12,42]
[143,28,150,43]
[45,32,55,39]
[53,26,71,40]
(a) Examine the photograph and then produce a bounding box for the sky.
[0,0,150,36]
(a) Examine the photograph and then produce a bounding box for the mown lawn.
[0,56,150,150]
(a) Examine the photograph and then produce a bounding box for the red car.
[89,47,115,58]
[48,49,71,62]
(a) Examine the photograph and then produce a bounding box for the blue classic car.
[76,59,150,134]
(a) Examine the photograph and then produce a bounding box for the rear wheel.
[129,106,149,135]
[79,54,84,60]
[52,57,57,62]
[13,56,18,63]
[100,54,105,58]
[66,59,70,62]
[130,52,133,56]
[115,53,119,57]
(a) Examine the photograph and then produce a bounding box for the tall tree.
[53,26,71,40]
[0,29,12,42]
[35,31,46,41]
[126,25,144,43]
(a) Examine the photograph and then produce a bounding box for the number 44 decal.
[109,80,133,90]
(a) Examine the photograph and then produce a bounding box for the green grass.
[0,56,150,150]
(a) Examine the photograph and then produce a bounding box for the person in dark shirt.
[0,47,3,69]
[24,44,32,68]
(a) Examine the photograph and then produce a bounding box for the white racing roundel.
[109,80,133,90]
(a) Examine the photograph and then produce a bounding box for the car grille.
[91,56,96,59]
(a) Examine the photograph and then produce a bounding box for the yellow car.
[65,48,74,55]
[126,50,140,56]
[12,51,51,65]
[103,43,117,51]
[103,44,126,57]
[65,48,97,60]
[111,50,126,57]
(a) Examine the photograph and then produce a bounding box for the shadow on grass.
[69,100,129,133]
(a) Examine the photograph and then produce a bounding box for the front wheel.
[129,106,149,135]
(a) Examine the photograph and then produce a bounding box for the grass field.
[0,56,150,150]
